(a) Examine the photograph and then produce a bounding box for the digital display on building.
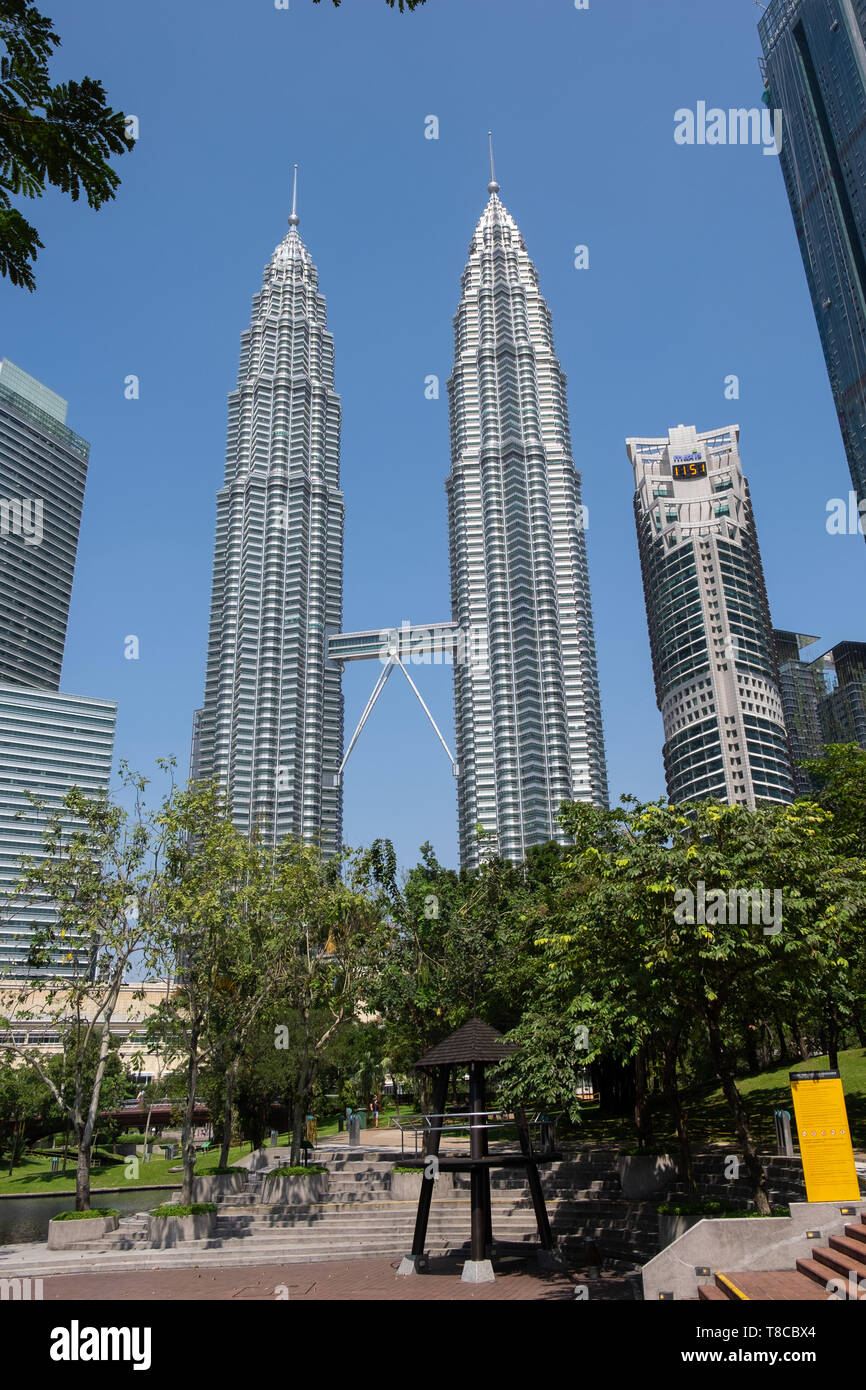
[672,461,707,480]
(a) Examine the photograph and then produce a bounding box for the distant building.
[0,359,89,688]
[759,0,866,538]
[774,630,824,792]
[627,424,794,808]
[776,633,866,789]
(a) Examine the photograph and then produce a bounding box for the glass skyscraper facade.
[0,359,89,688]
[627,425,794,808]
[195,201,344,856]
[0,361,116,977]
[446,172,608,869]
[759,0,866,532]
[775,631,866,785]
[0,687,117,975]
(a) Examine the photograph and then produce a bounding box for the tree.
[531,796,866,1214]
[147,778,266,1204]
[267,842,388,1166]
[0,0,134,289]
[0,767,161,1207]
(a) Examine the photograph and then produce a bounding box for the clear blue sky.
[3,0,864,870]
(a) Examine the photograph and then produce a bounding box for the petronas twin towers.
[193,155,608,867]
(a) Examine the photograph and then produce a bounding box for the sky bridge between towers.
[327,621,475,786]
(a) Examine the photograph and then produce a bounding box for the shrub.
[150,1202,217,1218]
[53,1208,120,1221]
[658,1200,789,1218]
[392,1165,424,1174]
[269,1164,327,1177]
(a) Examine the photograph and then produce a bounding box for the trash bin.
[337,1115,344,1132]
[348,1114,361,1146]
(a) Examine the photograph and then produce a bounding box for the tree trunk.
[662,1032,695,1191]
[795,1022,809,1062]
[773,1012,790,1064]
[634,1046,653,1150]
[851,1010,866,1049]
[76,1137,91,1212]
[219,1056,240,1170]
[181,1025,201,1206]
[827,1002,840,1073]
[745,1024,759,1073]
[706,1009,770,1214]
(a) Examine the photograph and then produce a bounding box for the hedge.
[53,1208,120,1222]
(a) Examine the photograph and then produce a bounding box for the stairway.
[698,1212,866,1300]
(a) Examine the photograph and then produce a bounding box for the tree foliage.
[0,0,133,288]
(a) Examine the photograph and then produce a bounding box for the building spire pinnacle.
[487,131,499,195]
[288,164,299,228]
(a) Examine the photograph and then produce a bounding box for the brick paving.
[40,1253,635,1301]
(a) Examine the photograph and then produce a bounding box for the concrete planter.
[48,1214,119,1249]
[115,1142,138,1158]
[615,1154,679,1200]
[390,1171,454,1201]
[658,1213,706,1249]
[260,1173,329,1205]
[148,1212,217,1248]
[191,1173,246,1203]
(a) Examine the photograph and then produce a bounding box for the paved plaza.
[38,1254,634,1302]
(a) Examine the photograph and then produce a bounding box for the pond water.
[0,1187,174,1246]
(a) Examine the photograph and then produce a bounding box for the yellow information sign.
[789,1071,860,1203]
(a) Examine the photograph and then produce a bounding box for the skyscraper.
[774,629,823,791]
[775,630,866,784]
[0,687,117,975]
[627,424,794,808]
[759,1,866,534]
[0,359,89,688]
[0,361,116,976]
[446,154,608,869]
[195,177,344,856]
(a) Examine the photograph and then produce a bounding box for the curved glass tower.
[627,424,794,807]
[195,181,344,855]
[446,161,608,869]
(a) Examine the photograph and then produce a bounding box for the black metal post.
[468,1060,486,1262]
[515,1105,554,1252]
[410,1066,449,1260]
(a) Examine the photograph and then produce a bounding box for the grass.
[0,1142,251,1198]
[565,1047,866,1152]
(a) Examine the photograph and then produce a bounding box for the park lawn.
[567,1048,866,1153]
[0,1142,251,1198]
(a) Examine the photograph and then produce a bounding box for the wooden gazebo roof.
[414,1018,518,1069]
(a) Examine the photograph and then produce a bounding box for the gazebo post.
[397,1064,449,1275]
[515,1104,561,1267]
[463,1058,494,1282]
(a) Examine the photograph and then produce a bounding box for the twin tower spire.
[193,141,609,867]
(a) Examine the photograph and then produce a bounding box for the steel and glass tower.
[195,174,344,855]
[0,358,89,689]
[446,149,608,869]
[627,424,794,808]
[759,0,866,534]
[0,360,116,976]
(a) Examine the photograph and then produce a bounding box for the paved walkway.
[37,1254,634,1301]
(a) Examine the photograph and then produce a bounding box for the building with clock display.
[626,424,794,807]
